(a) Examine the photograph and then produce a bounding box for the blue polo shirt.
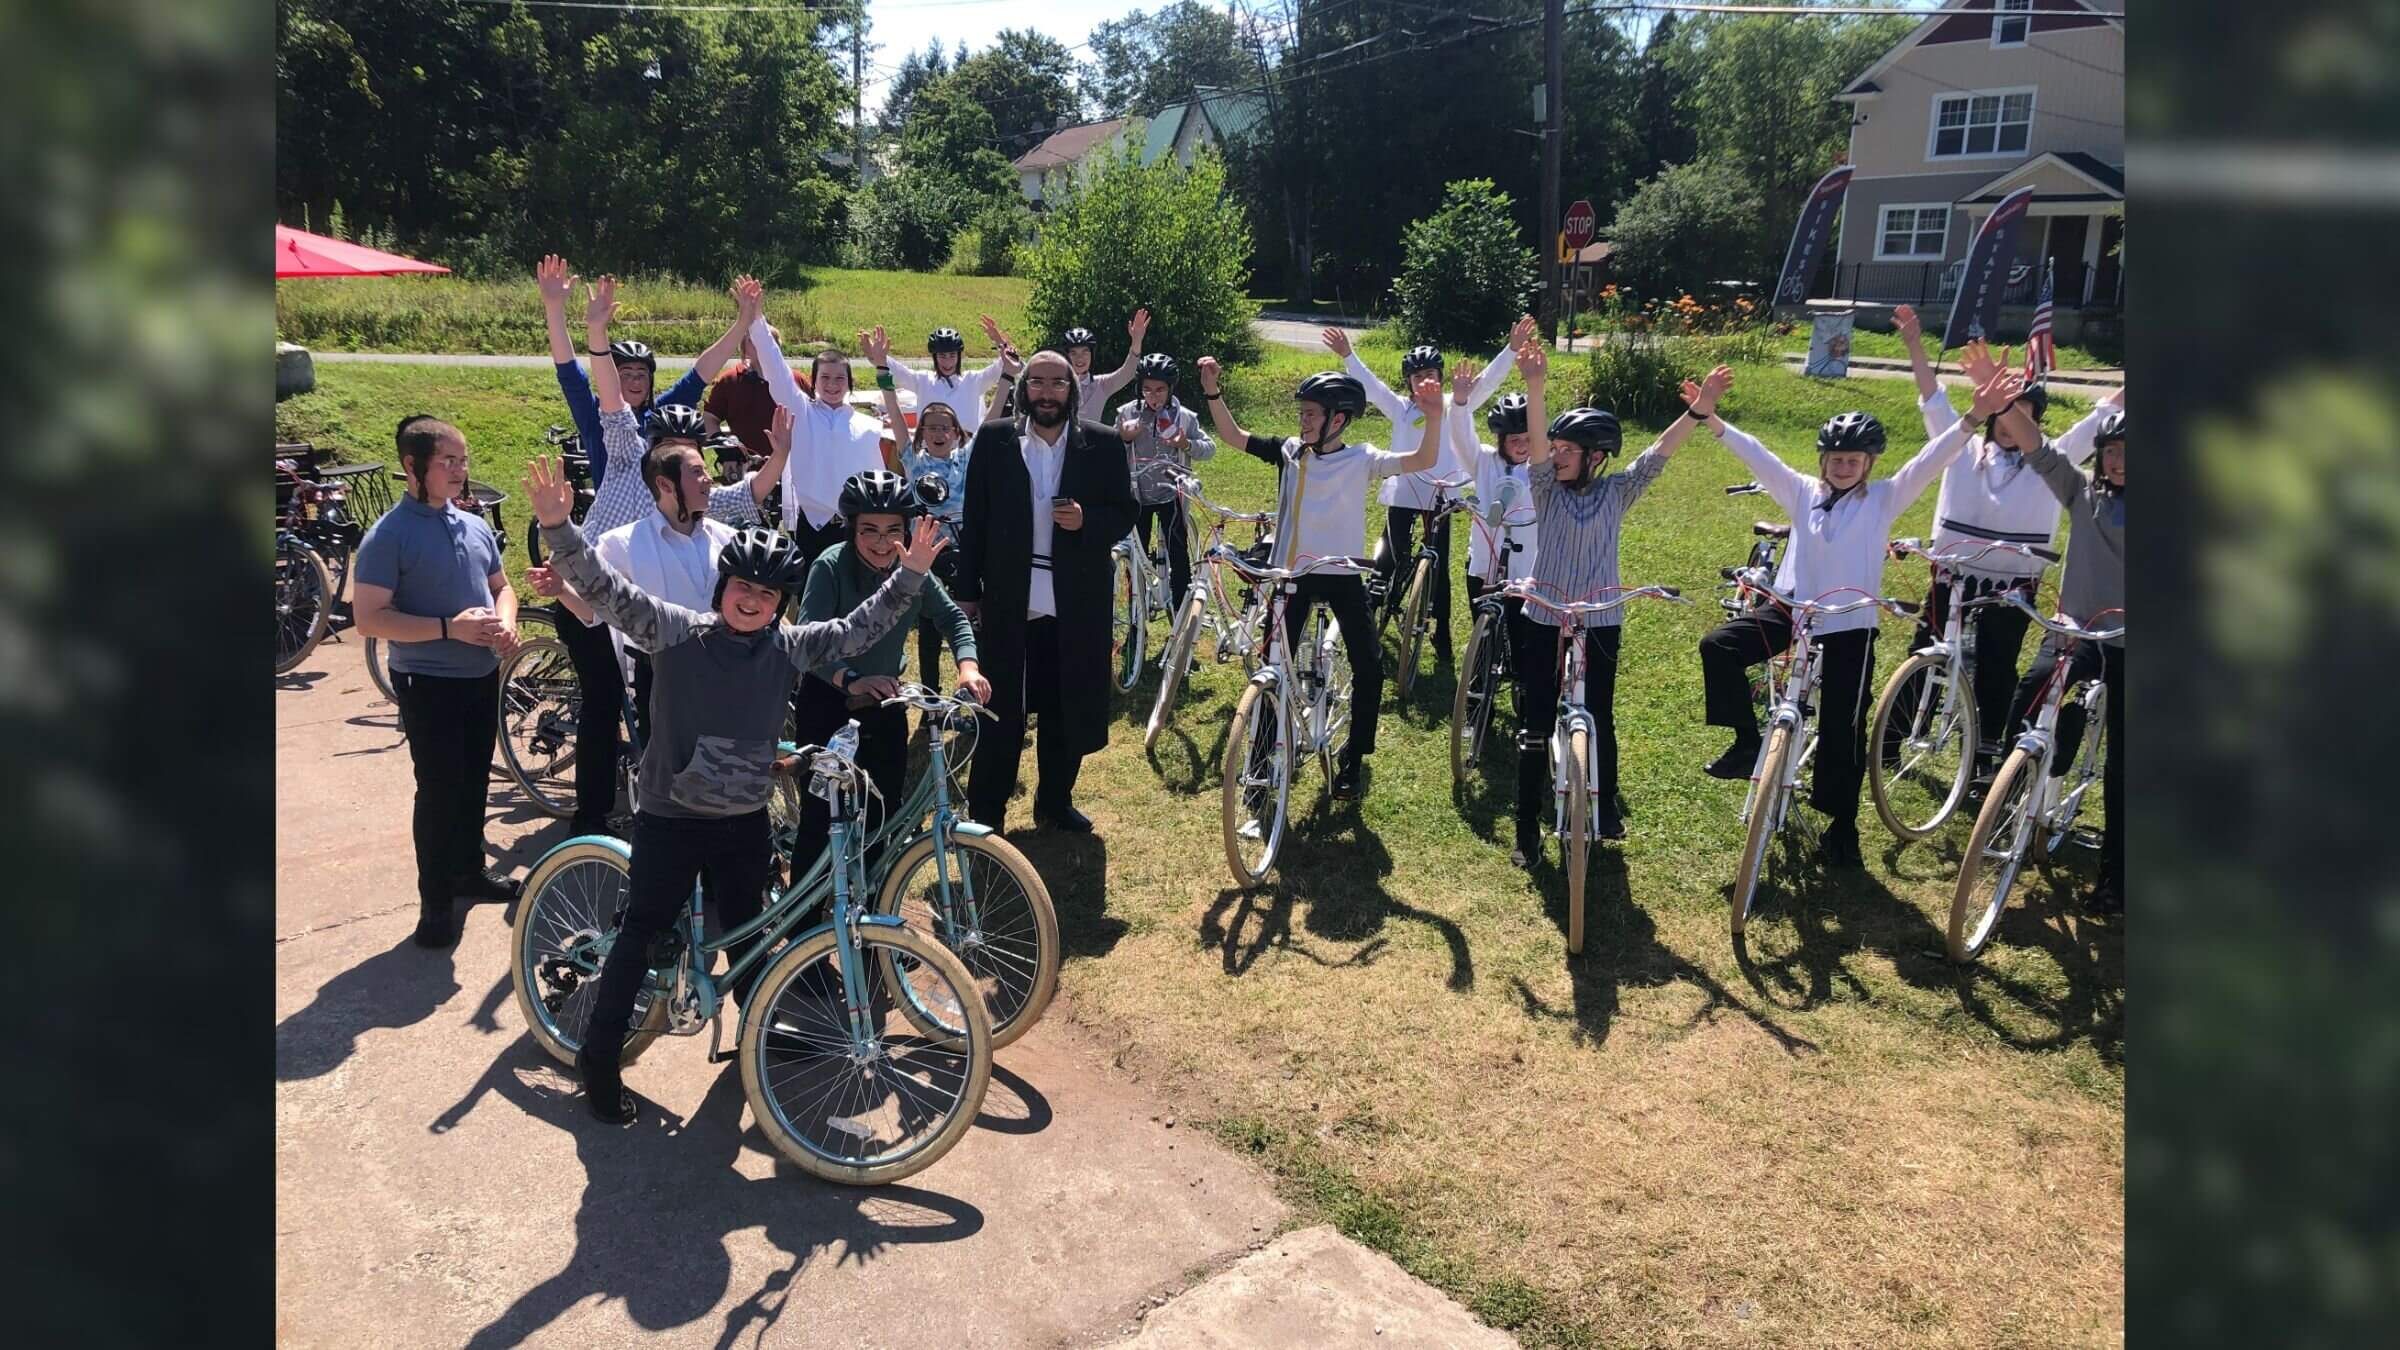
[355,495,506,678]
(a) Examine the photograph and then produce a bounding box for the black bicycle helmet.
[911,471,951,512]
[2012,381,2049,423]
[1485,393,1531,438]
[1547,407,1623,454]
[1294,371,1368,421]
[1061,327,1097,350]
[2096,409,2125,446]
[645,403,709,447]
[713,526,808,612]
[1400,344,1444,377]
[839,468,920,522]
[928,327,965,354]
[608,339,656,373]
[1817,411,1887,455]
[1134,352,1178,386]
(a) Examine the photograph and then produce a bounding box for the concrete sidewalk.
[275,633,1507,1347]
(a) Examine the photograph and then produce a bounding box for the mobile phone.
[1051,496,1073,507]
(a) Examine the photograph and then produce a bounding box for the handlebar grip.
[1891,600,1920,616]
[1658,585,1682,600]
[1725,483,1763,496]
[1719,566,1741,581]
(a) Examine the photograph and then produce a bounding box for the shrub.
[1388,179,1538,351]
[944,199,1031,277]
[1574,329,1775,424]
[1605,159,1769,300]
[1022,141,1258,384]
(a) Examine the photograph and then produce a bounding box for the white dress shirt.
[889,356,1010,437]
[593,510,738,675]
[748,319,889,530]
[1346,342,1517,510]
[1022,421,1068,619]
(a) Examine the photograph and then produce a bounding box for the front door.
[2045,214,2090,302]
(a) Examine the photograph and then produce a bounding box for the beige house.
[1828,0,2123,324]
[1012,118,1132,210]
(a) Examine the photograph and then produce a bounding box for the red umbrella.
[275,224,451,278]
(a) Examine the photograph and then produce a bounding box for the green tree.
[1022,142,1259,385]
[1603,158,1766,298]
[1083,2,1253,119]
[1388,179,1538,350]
[1634,12,1696,180]
[879,38,950,135]
[946,29,1083,160]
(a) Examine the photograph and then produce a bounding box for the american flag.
[2024,259,2056,379]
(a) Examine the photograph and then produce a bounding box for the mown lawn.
[276,353,2120,1349]
[1772,323,2119,373]
[277,267,1033,358]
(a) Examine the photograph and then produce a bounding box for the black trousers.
[1899,572,2037,758]
[2009,639,2124,887]
[390,668,501,899]
[1135,498,1193,606]
[1287,573,1382,761]
[969,616,1087,823]
[1515,622,1622,830]
[1381,506,1454,639]
[787,674,909,879]
[1699,611,1879,824]
[554,603,624,830]
[580,808,772,1078]
[791,515,845,563]
[916,529,965,689]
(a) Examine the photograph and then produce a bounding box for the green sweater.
[799,540,976,685]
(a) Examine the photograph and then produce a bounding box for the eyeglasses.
[1023,376,1072,391]
[429,454,470,470]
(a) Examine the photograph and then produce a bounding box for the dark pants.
[2009,639,2124,887]
[916,526,965,689]
[1899,572,2036,759]
[626,647,653,746]
[1135,498,1193,604]
[1700,612,1879,824]
[1381,506,1453,640]
[970,616,1087,823]
[1516,622,1622,830]
[391,668,501,899]
[554,603,623,830]
[787,674,909,878]
[580,808,771,1078]
[791,515,845,564]
[1288,573,1382,762]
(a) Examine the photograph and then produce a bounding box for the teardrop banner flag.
[1772,164,1853,307]
[1940,186,2036,351]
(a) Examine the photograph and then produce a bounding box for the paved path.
[275,633,1506,1347]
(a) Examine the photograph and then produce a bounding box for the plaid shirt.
[580,407,761,545]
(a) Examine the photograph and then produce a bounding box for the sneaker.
[412,896,457,948]
[1594,810,1626,841]
[1331,757,1364,801]
[456,870,523,905]
[1703,737,1761,780]
[1511,821,1541,868]
[575,1046,636,1125]
[1818,819,1864,868]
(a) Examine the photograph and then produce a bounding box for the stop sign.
[1563,199,1597,252]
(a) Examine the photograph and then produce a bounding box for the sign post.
[1561,200,1595,354]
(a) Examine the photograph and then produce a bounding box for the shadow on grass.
[1003,827,1128,961]
[1946,852,2124,1065]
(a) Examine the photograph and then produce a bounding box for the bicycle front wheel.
[1146,592,1205,753]
[497,637,581,818]
[1450,610,1502,794]
[363,636,397,704]
[509,840,668,1068]
[874,829,1060,1049]
[1731,725,1793,939]
[1393,557,1433,700]
[1111,546,1144,693]
[275,538,333,675]
[1222,680,1291,887]
[1948,748,2044,962]
[1867,651,1977,841]
[1565,727,1591,956]
[739,924,993,1186]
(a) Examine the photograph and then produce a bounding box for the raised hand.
[537,254,577,307]
[1129,308,1151,343]
[768,404,795,459]
[2101,383,2123,411]
[1195,355,1221,388]
[1516,338,1549,384]
[732,275,763,328]
[1411,372,1445,418]
[1893,303,1921,342]
[899,515,951,574]
[861,325,891,367]
[1679,364,1733,416]
[978,313,1012,351]
[1507,314,1537,351]
[1968,366,2027,420]
[1118,413,1141,442]
[1320,327,1353,358]
[524,454,576,529]
[1959,338,2001,384]
[583,276,618,336]
[1451,359,1480,404]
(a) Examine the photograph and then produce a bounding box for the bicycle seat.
[1753,522,1791,539]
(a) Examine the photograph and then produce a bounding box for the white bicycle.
[1145,468,1274,751]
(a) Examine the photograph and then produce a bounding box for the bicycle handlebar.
[1725,482,1765,496]
[1784,588,1919,621]
[1498,580,1691,616]
[1888,535,2061,568]
[881,681,997,723]
[1163,468,1273,525]
[1971,590,2125,643]
[1205,544,1375,582]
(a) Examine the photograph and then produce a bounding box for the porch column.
[2081,212,2106,305]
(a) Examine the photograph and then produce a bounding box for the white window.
[1992,0,2031,47]
[1876,204,1950,260]
[1929,87,2035,159]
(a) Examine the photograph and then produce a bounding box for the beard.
[1027,394,1069,429]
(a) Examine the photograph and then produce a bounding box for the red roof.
[1013,119,1131,172]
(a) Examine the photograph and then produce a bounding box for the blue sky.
[861,0,1238,117]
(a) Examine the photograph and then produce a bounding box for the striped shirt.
[1524,448,1667,628]
[580,407,762,546]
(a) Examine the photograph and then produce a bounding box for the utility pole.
[1539,0,1564,342]
[852,3,867,182]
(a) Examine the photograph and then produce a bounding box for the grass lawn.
[276,353,2120,1348]
[1772,324,2119,373]
[277,267,1033,358]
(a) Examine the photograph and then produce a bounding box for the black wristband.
[586,346,610,358]
[1682,405,1707,422]
[1203,388,1224,401]
[440,615,449,640]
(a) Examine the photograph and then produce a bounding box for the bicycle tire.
[1866,650,1978,841]
[1222,680,1290,888]
[363,636,397,704]
[509,840,669,1069]
[738,925,992,1186]
[1450,610,1501,794]
[1393,557,1433,700]
[1731,725,1793,939]
[1948,747,2043,962]
[874,829,1060,1049]
[1566,727,1591,956]
[496,637,580,818]
[1146,592,1205,753]
[275,538,333,675]
[2035,682,2107,862]
[1111,546,1144,693]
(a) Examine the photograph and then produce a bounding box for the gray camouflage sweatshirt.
[2019,437,2124,648]
[540,521,924,819]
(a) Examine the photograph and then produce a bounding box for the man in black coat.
[954,349,1138,832]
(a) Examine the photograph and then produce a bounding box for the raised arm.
[749,314,810,414]
[1464,315,1536,410]
[686,276,754,386]
[525,456,703,652]
[1650,365,1732,464]
[1394,377,1447,476]
[1891,366,2023,508]
[538,254,578,365]
[1893,304,1944,403]
[585,277,627,415]
[1093,308,1151,399]
[782,517,942,673]
[1697,413,1810,518]
[1330,327,1408,422]
[1194,356,1253,448]
[1521,340,1551,470]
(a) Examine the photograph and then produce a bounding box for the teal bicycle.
[510,704,1030,1185]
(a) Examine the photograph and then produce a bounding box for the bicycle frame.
[1981,596,2122,836]
[1499,582,1689,837]
[1732,584,1913,837]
